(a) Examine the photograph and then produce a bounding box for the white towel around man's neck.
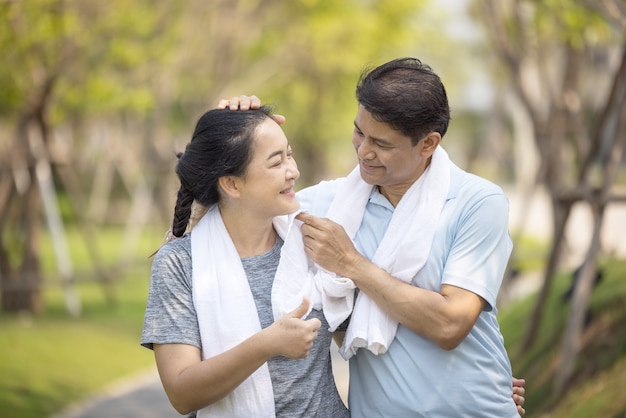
[335,146,452,360]
[191,204,356,417]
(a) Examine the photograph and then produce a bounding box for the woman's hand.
[264,297,321,359]
[153,297,320,414]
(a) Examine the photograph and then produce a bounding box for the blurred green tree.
[0,0,181,313]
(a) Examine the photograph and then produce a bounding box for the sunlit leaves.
[0,0,182,122]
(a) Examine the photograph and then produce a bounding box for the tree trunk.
[521,197,572,351]
[9,164,44,313]
[1,71,57,313]
[555,47,626,391]
[554,201,604,394]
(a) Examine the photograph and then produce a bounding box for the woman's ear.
[218,176,241,199]
[421,131,442,156]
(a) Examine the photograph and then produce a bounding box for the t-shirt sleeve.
[140,236,201,350]
[442,192,513,311]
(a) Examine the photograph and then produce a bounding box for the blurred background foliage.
[1,0,625,417]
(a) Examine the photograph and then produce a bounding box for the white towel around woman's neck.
[336,146,452,360]
[191,205,275,417]
[191,204,356,417]
[272,211,356,331]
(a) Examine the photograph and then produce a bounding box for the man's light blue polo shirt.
[297,163,519,417]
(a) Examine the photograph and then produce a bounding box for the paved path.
[51,368,177,418]
[53,345,349,418]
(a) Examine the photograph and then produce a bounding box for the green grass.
[499,257,626,417]
[0,226,164,417]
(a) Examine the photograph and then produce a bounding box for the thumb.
[287,297,310,319]
[295,212,312,225]
[271,114,286,125]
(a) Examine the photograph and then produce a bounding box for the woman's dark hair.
[356,57,450,145]
[171,106,273,237]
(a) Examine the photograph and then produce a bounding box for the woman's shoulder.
[152,234,192,269]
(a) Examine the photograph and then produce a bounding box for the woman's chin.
[282,200,300,215]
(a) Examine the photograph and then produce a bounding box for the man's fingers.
[296,212,319,227]
[272,114,286,125]
[216,95,262,111]
[216,99,230,109]
[297,213,322,243]
[215,95,284,124]
[228,95,245,111]
[237,95,261,110]
[512,377,525,399]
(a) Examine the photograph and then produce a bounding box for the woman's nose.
[287,160,300,180]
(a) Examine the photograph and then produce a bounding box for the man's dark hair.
[356,57,450,145]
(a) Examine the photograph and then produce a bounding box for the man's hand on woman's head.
[217,95,286,125]
[217,95,261,111]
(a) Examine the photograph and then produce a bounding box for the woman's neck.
[219,206,277,258]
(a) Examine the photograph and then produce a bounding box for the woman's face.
[236,118,300,217]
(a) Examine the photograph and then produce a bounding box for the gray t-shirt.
[141,235,349,418]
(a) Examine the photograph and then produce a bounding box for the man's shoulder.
[297,177,346,215]
[451,164,507,199]
[299,177,346,193]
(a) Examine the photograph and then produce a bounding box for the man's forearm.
[346,259,482,350]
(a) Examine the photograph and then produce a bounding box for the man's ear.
[218,176,241,199]
[421,132,442,156]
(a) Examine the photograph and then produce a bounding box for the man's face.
[351,105,435,205]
